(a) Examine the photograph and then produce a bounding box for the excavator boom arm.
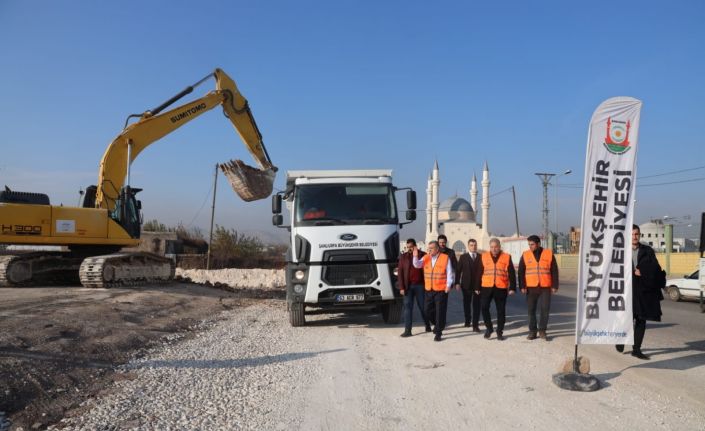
[95,68,274,210]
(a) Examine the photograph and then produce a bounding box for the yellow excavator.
[0,68,277,287]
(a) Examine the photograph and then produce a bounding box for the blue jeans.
[404,283,429,332]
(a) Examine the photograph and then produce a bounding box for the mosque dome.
[438,196,475,222]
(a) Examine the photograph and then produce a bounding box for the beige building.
[425,160,492,252]
[569,226,581,254]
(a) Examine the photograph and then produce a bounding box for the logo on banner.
[603,117,632,154]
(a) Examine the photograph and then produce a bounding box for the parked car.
[665,270,703,301]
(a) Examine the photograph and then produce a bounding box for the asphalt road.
[290,282,705,429]
[498,282,705,407]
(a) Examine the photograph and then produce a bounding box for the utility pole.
[511,186,520,236]
[554,169,572,235]
[535,173,556,247]
[206,164,219,270]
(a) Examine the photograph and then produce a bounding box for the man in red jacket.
[398,238,432,337]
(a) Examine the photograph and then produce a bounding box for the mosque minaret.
[425,160,492,251]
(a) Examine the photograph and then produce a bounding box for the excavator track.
[79,252,175,288]
[0,253,82,287]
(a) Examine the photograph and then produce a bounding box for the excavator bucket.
[220,159,277,202]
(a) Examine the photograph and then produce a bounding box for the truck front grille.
[321,249,377,286]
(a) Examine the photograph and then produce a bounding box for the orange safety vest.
[481,252,510,288]
[522,249,553,288]
[423,253,449,292]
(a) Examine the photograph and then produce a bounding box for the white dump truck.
[272,170,416,326]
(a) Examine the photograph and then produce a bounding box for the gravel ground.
[50,300,320,431]
[34,284,705,430]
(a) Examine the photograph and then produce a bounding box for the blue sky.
[1,0,703,243]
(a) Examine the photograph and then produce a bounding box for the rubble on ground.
[176,268,285,289]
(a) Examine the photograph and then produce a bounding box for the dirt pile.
[176,268,285,289]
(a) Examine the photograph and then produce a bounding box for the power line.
[489,186,513,198]
[560,164,705,186]
[558,176,705,189]
[638,164,705,179]
[639,176,705,187]
[186,182,214,228]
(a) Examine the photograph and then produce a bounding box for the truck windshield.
[294,184,397,226]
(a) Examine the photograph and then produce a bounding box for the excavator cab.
[111,186,142,239]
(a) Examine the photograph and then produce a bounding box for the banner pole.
[554,97,643,392]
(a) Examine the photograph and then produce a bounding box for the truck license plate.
[335,293,365,302]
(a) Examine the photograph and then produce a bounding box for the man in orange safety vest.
[413,240,454,342]
[518,235,559,340]
[476,238,516,341]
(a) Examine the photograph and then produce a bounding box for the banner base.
[552,372,601,392]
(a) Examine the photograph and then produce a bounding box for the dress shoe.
[472,325,481,333]
[527,332,537,340]
[434,333,442,342]
[615,344,625,353]
[425,325,433,333]
[497,332,505,341]
[400,331,412,338]
[631,349,650,360]
[464,322,471,328]
[538,330,547,340]
[484,329,493,339]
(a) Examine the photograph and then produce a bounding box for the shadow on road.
[594,339,705,384]
[304,309,396,329]
[129,348,347,370]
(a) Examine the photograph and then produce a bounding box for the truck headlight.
[294,270,306,280]
[293,284,305,293]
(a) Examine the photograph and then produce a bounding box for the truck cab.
[272,170,416,326]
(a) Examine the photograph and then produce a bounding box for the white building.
[638,220,692,252]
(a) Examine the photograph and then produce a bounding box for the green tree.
[143,219,169,232]
[175,223,204,241]
[210,225,264,267]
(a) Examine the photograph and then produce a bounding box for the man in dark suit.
[398,238,432,337]
[456,238,482,331]
[616,225,664,360]
[437,234,459,278]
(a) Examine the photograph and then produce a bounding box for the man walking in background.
[437,234,459,278]
[477,238,516,341]
[413,240,454,341]
[616,225,664,360]
[518,235,559,340]
[398,238,432,337]
[456,238,482,331]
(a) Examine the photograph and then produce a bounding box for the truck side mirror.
[272,214,283,226]
[406,210,416,221]
[407,190,416,210]
[272,194,282,214]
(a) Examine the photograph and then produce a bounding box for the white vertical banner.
[576,97,642,345]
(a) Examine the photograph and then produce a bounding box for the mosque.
[424,160,493,252]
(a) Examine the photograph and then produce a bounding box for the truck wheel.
[382,301,403,324]
[667,286,681,302]
[289,303,306,327]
